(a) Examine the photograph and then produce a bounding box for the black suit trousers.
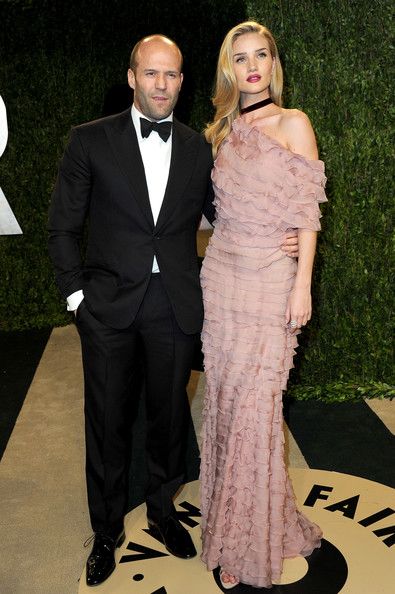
[76,274,198,535]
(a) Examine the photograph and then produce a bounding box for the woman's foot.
[219,568,240,590]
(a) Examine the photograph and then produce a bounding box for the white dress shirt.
[131,104,172,272]
[67,104,173,311]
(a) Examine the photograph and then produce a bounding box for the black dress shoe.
[147,515,197,559]
[85,530,125,586]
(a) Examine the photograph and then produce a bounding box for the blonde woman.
[200,21,327,589]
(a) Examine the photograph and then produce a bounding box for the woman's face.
[232,32,274,102]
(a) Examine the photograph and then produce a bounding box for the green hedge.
[0,0,393,400]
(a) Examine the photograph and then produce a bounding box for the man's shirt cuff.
[67,290,84,311]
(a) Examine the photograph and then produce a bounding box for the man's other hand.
[281,230,299,258]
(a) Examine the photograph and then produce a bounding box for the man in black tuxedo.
[49,35,214,586]
[49,34,298,586]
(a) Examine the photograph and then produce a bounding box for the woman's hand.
[285,286,312,332]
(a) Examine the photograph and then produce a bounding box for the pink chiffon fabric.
[200,117,327,588]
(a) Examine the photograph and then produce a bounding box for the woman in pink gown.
[200,21,327,589]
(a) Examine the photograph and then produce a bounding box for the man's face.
[128,39,183,121]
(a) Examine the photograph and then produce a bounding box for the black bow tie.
[140,118,172,142]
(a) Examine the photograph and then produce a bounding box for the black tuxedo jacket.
[48,108,215,333]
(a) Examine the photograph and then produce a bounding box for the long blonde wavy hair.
[205,21,283,157]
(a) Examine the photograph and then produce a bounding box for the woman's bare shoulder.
[279,108,313,132]
[279,108,318,160]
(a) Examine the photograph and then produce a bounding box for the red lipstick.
[247,74,261,83]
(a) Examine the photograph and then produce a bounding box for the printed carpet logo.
[78,469,394,593]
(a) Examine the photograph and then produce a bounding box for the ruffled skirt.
[200,236,322,588]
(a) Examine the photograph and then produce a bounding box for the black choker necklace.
[240,97,273,115]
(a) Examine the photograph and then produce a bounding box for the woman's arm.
[285,229,317,329]
[282,111,320,331]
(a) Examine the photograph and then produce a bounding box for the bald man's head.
[127,34,184,121]
[129,35,183,72]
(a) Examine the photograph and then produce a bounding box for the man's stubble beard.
[135,89,179,121]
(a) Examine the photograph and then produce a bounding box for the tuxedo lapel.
[155,118,199,233]
[105,109,154,228]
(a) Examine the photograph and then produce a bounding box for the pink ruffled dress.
[200,117,327,588]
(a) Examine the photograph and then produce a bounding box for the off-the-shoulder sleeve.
[282,151,327,231]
